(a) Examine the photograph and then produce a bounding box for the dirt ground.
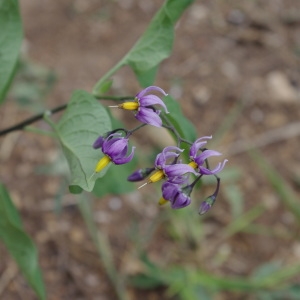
[0,0,300,299]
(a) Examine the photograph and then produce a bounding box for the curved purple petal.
[102,133,122,151]
[136,107,162,127]
[102,138,121,153]
[199,159,228,175]
[105,139,128,157]
[155,146,183,167]
[136,86,168,99]
[116,142,129,158]
[171,193,191,209]
[164,164,198,179]
[194,150,222,166]
[113,147,136,165]
[167,174,190,184]
[161,182,178,200]
[139,95,169,113]
[189,136,212,157]
[163,146,183,154]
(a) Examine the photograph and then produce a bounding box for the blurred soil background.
[0,0,300,299]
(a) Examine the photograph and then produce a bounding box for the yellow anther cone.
[95,155,111,173]
[148,169,165,183]
[188,161,198,169]
[158,197,168,206]
[119,102,139,110]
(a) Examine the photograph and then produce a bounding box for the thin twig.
[0,96,133,137]
[0,104,67,136]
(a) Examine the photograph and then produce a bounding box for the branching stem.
[0,95,134,137]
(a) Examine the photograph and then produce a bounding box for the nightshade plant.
[0,0,228,299]
[94,85,227,211]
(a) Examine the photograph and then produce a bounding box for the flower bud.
[199,195,216,215]
[127,168,154,182]
[93,136,105,149]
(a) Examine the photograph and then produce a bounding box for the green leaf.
[134,65,158,88]
[53,90,112,192]
[0,0,23,104]
[93,0,194,92]
[124,0,195,73]
[0,183,46,300]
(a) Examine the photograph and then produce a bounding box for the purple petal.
[171,193,191,209]
[167,174,190,184]
[136,86,168,99]
[189,136,212,157]
[102,133,122,151]
[164,164,198,178]
[139,95,169,113]
[194,150,222,166]
[163,146,183,154]
[116,143,129,158]
[113,147,136,165]
[105,139,128,157]
[136,107,162,127]
[162,182,179,200]
[199,159,228,175]
[155,146,183,168]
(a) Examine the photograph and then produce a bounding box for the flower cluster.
[92,86,227,214]
[132,141,227,211]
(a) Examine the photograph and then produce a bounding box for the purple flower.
[189,136,228,175]
[118,86,169,127]
[148,146,198,184]
[93,133,135,173]
[155,146,182,168]
[102,133,135,164]
[161,182,192,209]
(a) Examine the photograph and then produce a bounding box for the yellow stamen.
[188,161,198,169]
[148,169,165,183]
[95,155,111,173]
[158,197,168,206]
[119,102,139,110]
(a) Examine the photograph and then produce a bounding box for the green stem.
[94,95,133,101]
[24,126,57,137]
[93,61,125,97]
[128,123,147,135]
[161,114,193,147]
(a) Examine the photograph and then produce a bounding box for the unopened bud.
[127,168,154,182]
[199,195,216,215]
[93,136,105,149]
